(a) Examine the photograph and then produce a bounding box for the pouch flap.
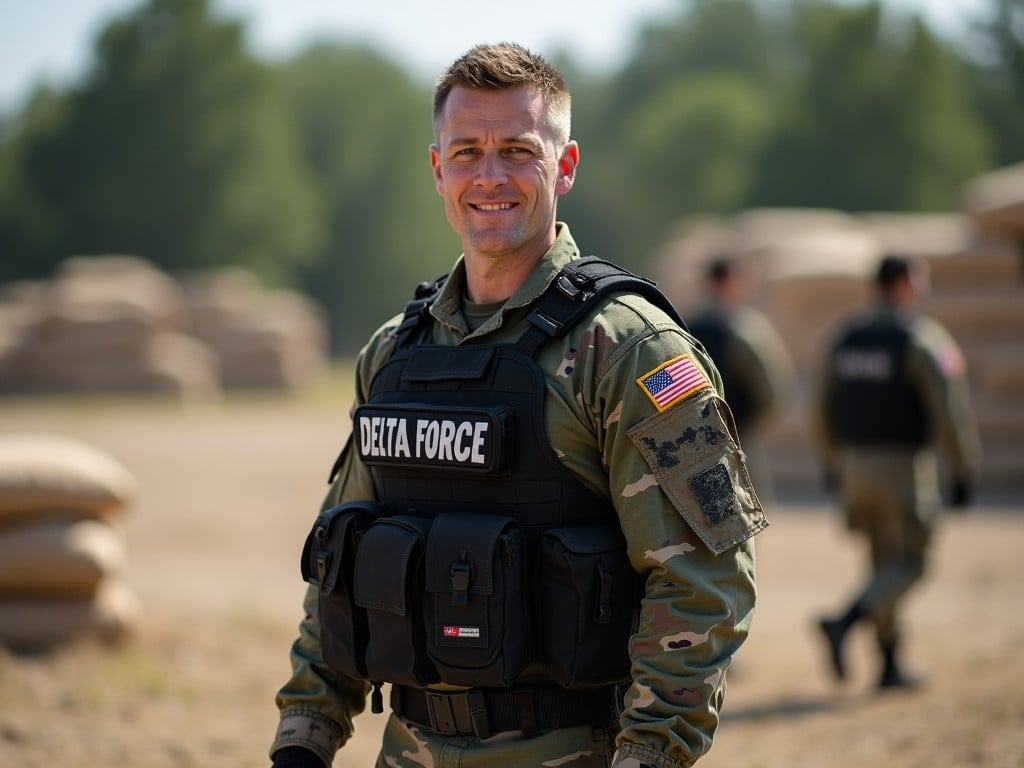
[354,516,430,615]
[426,513,514,596]
[301,501,383,592]
[404,346,495,382]
[543,523,627,556]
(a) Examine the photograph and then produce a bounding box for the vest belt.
[390,683,618,738]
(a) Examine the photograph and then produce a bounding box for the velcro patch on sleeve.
[635,354,709,412]
[627,390,768,554]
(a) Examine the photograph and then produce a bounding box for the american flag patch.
[637,354,709,411]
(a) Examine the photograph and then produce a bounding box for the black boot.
[878,638,927,691]
[817,603,863,681]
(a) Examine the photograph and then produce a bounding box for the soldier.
[685,257,796,502]
[814,255,981,690]
[270,43,767,768]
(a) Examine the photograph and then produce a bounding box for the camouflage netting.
[0,433,141,653]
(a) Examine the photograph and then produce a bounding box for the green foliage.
[0,88,71,277]
[749,1,991,211]
[0,0,1020,353]
[626,74,773,216]
[0,0,322,285]
[278,43,456,353]
[964,0,1024,165]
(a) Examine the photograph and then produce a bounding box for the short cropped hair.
[433,42,572,146]
[875,255,912,289]
[707,256,739,285]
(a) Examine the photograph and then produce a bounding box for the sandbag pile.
[962,161,1024,237]
[0,433,142,653]
[0,255,219,398]
[181,266,329,390]
[652,191,1024,492]
[0,256,329,396]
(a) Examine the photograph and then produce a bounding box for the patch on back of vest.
[353,403,511,473]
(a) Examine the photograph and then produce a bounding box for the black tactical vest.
[302,258,686,695]
[687,314,755,431]
[829,319,928,446]
[358,256,687,528]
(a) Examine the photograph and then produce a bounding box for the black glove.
[950,477,973,510]
[271,747,327,768]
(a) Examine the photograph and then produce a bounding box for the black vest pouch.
[537,524,641,689]
[300,500,385,678]
[354,515,439,686]
[425,513,531,687]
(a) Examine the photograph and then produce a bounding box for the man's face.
[430,85,578,264]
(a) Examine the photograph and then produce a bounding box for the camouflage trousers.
[373,713,614,768]
[841,448,938,645]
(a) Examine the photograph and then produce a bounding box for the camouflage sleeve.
[270,317,402,763]
[728,308,796,427]
[581,301,765,768]
[908,319,981,478]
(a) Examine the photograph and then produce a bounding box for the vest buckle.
[450,558,473,606]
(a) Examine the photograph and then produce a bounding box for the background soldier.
[685,257,796,503]
[269,43,767,768]
[814,254,981,690]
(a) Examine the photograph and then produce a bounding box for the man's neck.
[463,250,545,304]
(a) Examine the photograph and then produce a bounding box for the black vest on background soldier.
[686,257,795,502]
[815,254,981,692]
[829,320,928,447]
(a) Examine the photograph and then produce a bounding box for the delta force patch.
[636,354,709,412]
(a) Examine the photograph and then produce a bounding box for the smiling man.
[270,42,766,768]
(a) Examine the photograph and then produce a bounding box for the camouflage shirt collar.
[430,223,582,338]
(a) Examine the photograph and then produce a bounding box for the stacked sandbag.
[0,433,142,653]
[181,266,329,391]
[0,255,219,398]
[653,192,1024,493]
[962,162,1024,237]
[0,281,43,378]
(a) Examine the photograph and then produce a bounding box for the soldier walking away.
[686,257,796,503]
[269,43,768,768]
[814,255,981,691]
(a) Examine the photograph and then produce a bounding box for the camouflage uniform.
[272,224,767,767]
[686,303,795,502]
[815,301,981,682]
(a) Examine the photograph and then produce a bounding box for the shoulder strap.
[516,256,687,358]
[390,257,687,359]
[392,272,448,354]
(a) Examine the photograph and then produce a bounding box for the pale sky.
[0,0,990,114]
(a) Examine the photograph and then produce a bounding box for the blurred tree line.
[0,0,1021,354]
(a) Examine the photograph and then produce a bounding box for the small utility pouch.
[353,515,439,686]
[300,500,384,678]
[537,523,642,688]
[425,513,531,687]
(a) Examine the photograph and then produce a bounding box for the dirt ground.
[1,385,1022,768]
